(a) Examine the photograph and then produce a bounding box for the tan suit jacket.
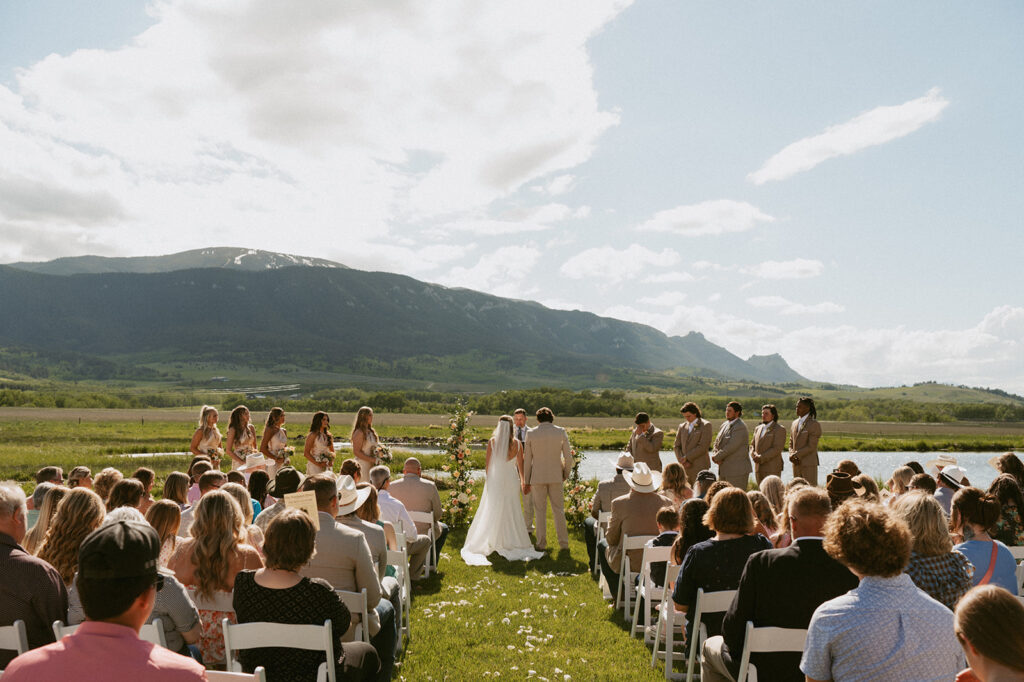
[750,421,787,479]
[388,473,444,537]
[337,514,389,581]
[712,418,751,488]
[673,418,712,478]
[605,490,675,572]
[628,426,664,472]
[524,422,572,485]
[590,473,630,519]
[789,417,822,480]
[300,512,382,636]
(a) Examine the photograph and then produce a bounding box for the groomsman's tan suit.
[789,417,822,486]
[627,425,665,472]
[673,418,712,483]
[712,418,751,489]
[750,420,787,484]
[524,421,573,550]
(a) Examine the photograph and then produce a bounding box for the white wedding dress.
[461,421,545,566]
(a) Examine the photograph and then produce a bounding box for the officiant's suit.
[524,422,573,550]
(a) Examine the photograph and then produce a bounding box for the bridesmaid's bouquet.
[204,447,225,461]
[374,444,393,465]
[272,446,295,462]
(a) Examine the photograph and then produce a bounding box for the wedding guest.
[167,490,263,666]
[904,460,926,475]
[909,472,937,495]
[356,484,398,552]
[34,466,63,487]
[162,471,190,510]
[954,585,1024,682]
[340,458,361,482]
[670,498,714,569]
[178,470,226,536]
[106,478,145,512]
[672,488,772,642]
[26,482,55,528]
[758,475,784,517]
[255,466,303,532]
[305,411,336,476]
[701,487,857,682]
[0,481,67,668]
[247,469,274,514]
[190,404,222,465]
[747,490,778,538]
[853,474,881,503]
[226,470,246,486]
[586,453,632,569]
[750,404,786,484]
[628,412,664,472]
[951,487,1017,593]
[22,485,67,555]
[885,465,915,506]
[91,467,123,504]
[186,460,213,505]
[705,480,732,505]
[824,471,863,508]
[771,480,811,548]
[937,464,970,515]
[259,406,289,480]
[788,397,821,486]
[834,459,860,478]
[37,487,106,585]
[674,402,713,484]
[389,457,448,558]
[226,405,258,471]
[127,467,156,515]
[712,402,751,490]
[146,499,182,568]
[991,452,1024,489]
[513,408,534,534]
[647,506,680,588]
[694,470,716,499]
[222,482,265,553]
[67,466,93,490]
[233,508,380,681]
[370,466,431,579]
[660,461,693,507]
[894,492,973,610]
[801,500,963,682]
[351,407,379,482]
[988,473,1024,546]
[2,520,206,681]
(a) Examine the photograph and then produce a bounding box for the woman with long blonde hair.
[190,405,223,466]
[886,465,915,505]
[23,486,68,555]
[304,411,335,476]
[350,407,378,482]
[146,498,182,568]
[167,490,263,666]
[758,474,785,517]
[222,482,265,553]
[36,488,105,585]
[660,462,693,507]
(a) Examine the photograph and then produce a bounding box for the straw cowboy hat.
[615,453,635,471]
[624,462,661,493]
[925,454,958,476]
[237,453,268,473]
[336,475,372,516]
[937,465,968,490]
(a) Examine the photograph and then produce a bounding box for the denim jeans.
[371,598,397,681]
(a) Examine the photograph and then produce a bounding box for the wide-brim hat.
[925,454,958,476]
[268,466,304,496]
[938,465,968,490]
[825,471,865,501]
[237,453,268,473]
[336,474,372,515]
[616,453,635,471]
[624,462,661,493]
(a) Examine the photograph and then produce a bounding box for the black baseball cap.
[696,470,717,482]
[78,520,160,580]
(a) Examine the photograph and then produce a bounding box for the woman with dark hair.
[350,407,379,482]
[340,458,361,482]
[951,487,1018,593]
[226,405,258,471]
[190,405,223,465]
[992,452,1024,489]
[954,585,1024,682]
[131,467,157,515]
[186,460,213,505]
[233,508,380,681]
[247,469,274,512]
[106,478,145,512]
[747,490,778,538]
[259,407,289,480]
[670,498,714,568]
[988,473,1024,546]
[304,411,335,476]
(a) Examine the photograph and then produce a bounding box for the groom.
[523,406,573,552]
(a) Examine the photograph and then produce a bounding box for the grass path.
[398,522,665,681]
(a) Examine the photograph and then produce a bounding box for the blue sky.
[1,0,1022,391]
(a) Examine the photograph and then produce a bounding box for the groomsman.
[513,408,534,534]
[673,402,712,484]
[627,412,664,472]
[750,404,786,484]
[789,397,822,486]
[711,402,751,489]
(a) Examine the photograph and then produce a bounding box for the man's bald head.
[403,458,421,475]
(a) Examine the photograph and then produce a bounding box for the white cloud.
[643,271,696,283]
[639,291,688,307]
[559,243,680,284]
[635,200,775,236]
[543,174,576,196]
[433,245,541,298]
[748,87,950,185]
[742,258,824,280]
[747,295,844,315]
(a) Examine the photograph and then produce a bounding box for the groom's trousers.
[531,482,569,549]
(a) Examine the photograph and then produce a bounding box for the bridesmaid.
[226,405,258,471]
[304,411,335,476]
[260,407,289,480]
[350,406,379,483]
[189,405,223,467]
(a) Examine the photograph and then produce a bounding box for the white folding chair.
[632,544,674,641]
[684,588,737,682]
[53,619,166,648]
[206,668,267,682]
[615,534,656,621]
[407,511,437,576]
[0,620,28,662]
[592,511,612,577]
[335,589,370,644]
[735,621,807,682]
[222,619,336,682]
[387,547,412,641]
[650,563,686,680]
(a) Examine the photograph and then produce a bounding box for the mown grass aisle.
[397,521,665,681]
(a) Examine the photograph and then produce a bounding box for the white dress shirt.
[377,488,417,537]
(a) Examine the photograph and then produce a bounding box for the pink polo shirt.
[2,620,207,681]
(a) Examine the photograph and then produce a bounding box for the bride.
[461,415,545,566]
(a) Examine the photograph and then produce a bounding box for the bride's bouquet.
[374,443,393,465]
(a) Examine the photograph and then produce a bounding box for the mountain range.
[1,247,806,388]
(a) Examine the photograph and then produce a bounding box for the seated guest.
[585,453,632,570]
[701,487,858,682]
[185,459,213,505]
[669,498,714,576]
[356,484,398,551]
[757,475,784,517]
[91,467,123,505]
[747,491,777,538]
[334,476,401,620]
[22,485,67,555]
[130,468,157,515]
[255,466,303,532]
[660,462,693,507]
[853,474,880,503]
[987,473,1024,547]
[25,482,55,528]
[32,466,64,493]
[178,470,226,536]
[161,472,190,511]
[340,458,362,483]
[893,492,973,610]
[389,457,449,557]
[904,460,925,475]
[145,499,182,568]
[247,470,274,514]
[299,474,396,682]
[0,481,68,669]
[370,466,431,580]
[954,585,1024,682]
[672,488,772,642]
[950,487,1018,593]
[599,463,674,598]
[3,520,205,681]
[704,480,732,505]
[801,500,963,682]
[834,460,860,478]
[67,466,93,490]
[771,482,809,549]
[909,472,937,495]
[936,465,968,515]
[222,483,265,553]
[885,465,915,506]
[106,478,145,512]
[37,487,106,586]
[647,506,679,588]
[226,471,246,486]
[695,470,717,499]
[167,490,263,666]
[234,508,380,681]
[825,471,864,508]
[991,452,1024,490]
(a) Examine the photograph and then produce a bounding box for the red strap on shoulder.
[978,541,1000,585]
